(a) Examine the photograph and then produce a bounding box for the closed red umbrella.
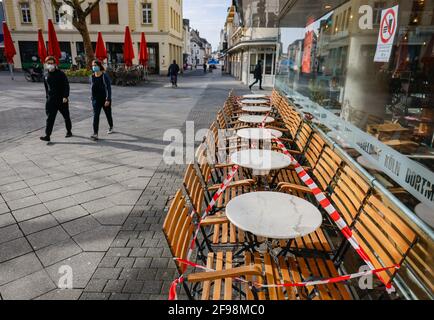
[95,32,107,62]
[2,22,16,64]
[37,29,47,64]
[123,26,135,67]
[47,19,61,64]
[139,32,148,66]
[2,22,16,79]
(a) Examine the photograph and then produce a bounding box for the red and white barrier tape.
[170,164,240,300]
[174,257,400,289]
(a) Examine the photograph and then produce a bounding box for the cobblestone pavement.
[0,69,248,300]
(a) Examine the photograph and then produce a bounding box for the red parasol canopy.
[2,22,16,64]
[139,32,148,66]
[47,19,61,64]
[123,26,135,67]
[95,32,107,62]
[37,29,47,64]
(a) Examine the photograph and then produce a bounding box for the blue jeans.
[92,99,113,134]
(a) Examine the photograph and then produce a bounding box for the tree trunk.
[73,19,94,69]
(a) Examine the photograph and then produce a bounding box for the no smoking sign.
[374,5,399,63]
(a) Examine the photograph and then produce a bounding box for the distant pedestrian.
[40,56,72,142]
[90,60,113,141]
[249,60,264,91]
[203,62,207,73]
[168,60,180,88]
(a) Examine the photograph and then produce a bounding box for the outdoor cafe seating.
[163,89,420,300]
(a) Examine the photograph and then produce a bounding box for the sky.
[184,0,232,51]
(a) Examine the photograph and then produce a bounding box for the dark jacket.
[44,69,70,102]
[253,63,263,80]
[90,73,112,101]
[168,63,180,76]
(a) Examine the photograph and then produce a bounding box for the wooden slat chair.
[182,164,254,247]
[274,132,326,190]
[163,190,262,300]
[341,194,418,295]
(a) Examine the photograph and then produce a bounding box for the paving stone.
[19,214,58,235]
[46,252,104,289]
[30,181,62,194]
[92,268,122,280]
[116,257,136,268]
[0,237,32,263]
[118,268,140,280]
[26,225,69,250]
[79,292,110,300]
[150,258,170,269]
[0,180,28,193]
[44,196,77,212]
[99,256,119,268]
[2,187,34,202]
[37,187,72,203]
[62,215,100,236]
[0,269,56,300]
[110,239,128,247]
[11,202,47,221]
[0,212,15,228]
[52,205,89,224]
[0,224,23,244]
[35,288,82,300]
[35,238,82,267]
[122,280,144,293]
[109,293,131,300]
[92,206,133,226]
[0,253,43,286]
[73,225,120,252]
[141,280,163,294]
[84,279,107,292]
[137,268,157,281]
[0,202,10,215]
[146,247,164,258]
[106,247,132,257]
[80,198,115,214]
[103,279,126,292]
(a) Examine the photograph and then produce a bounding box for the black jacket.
[168,63,180,76]
[254,64,263,80]
[91,73,112,101]
[44,68,70,102]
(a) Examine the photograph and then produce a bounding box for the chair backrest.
[217,110,228,129]
[287,111,303,139]
[294,123,313,153]
[297,131,326,168]
[183,164,205,213]
[163,190,195,271]
[312,146,342,191]
[195,143,213,184]
[330,165,371,226]
[352,194,418,286]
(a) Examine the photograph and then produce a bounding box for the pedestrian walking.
[203,62,207,73]
[168,60,180,88]
[40,56,72,142]
[90,60,113,141]
[249,60,264,91]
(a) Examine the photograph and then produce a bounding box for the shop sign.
[374,5,399,63]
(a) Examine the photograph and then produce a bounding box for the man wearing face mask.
[40,56,72,142]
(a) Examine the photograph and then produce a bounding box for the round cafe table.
[240,99,269,105]
[414,203,434,228]
[231,149,291,177]
[237,128,282,140]
[242,106,272,113]
[238,115,275,125]
[243,94,268,99]
[226,192,322,240]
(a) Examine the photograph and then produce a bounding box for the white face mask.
[45,64,56,72]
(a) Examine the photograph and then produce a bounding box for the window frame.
[20,2,32,24]
[107,3,119,25]
[142,2,152,24]
[90,2,101,25]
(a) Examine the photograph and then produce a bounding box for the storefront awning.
[227,39,277,53]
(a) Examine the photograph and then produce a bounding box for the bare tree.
[50,0,101,68]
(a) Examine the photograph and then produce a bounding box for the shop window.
[265,53,273,74]
[108,3,119,25]
[142,3,152,24]
[90,3,100,24]
[20,2,31,24]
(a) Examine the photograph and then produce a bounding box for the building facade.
[190,29,210,66]
[182,18,191,66]
[2,0,184,74]
[222,4,279,87]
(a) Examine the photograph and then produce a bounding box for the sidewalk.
[0,69,248,299]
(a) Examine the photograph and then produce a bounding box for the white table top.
[243,94,268,99]
[415,203,434,228]
[238,115,275,124]
[226,192,323,239]
[327,131,352,148]
[237,128,283,140]
[357,156,381,171]
[240,99,270,105]
[231,149,292,172]
[242,106,272,113]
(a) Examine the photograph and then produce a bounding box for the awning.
[227,39,277,53]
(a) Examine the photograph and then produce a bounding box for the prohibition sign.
[380,9,396,44]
